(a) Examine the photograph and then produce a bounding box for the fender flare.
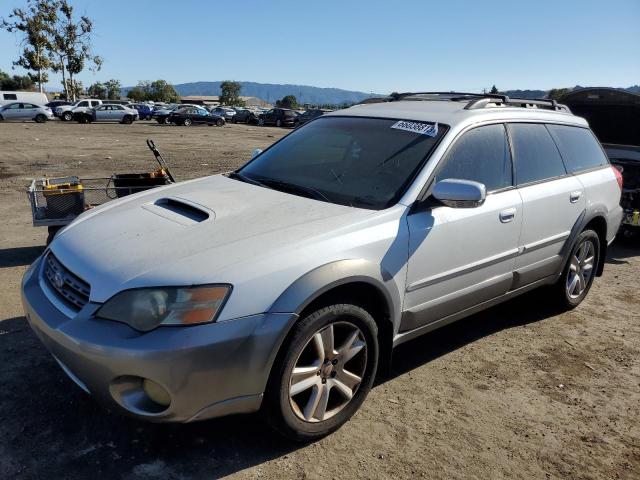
[269,259,403,331]
[557,206,610,278]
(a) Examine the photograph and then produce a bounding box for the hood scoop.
[141,197,213,225]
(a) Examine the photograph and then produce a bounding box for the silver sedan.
[0,102,53,123]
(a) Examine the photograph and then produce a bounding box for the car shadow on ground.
[1,240,637,478]
[0,245,45,268]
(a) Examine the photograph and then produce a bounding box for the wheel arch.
[268,259,401,374]
[558,210,609,278]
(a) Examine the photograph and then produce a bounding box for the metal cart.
[26,140,175,244]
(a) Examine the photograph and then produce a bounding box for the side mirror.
[251,148,263,159]
[432,179,486,208]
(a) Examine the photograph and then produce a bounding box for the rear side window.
[509,123,566,185]
[436,124,513,192]
[547,125,608,173]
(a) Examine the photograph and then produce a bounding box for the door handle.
[570,191,582,203]
[499,208,517,223]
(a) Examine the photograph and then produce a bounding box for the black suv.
[258,108,298,127]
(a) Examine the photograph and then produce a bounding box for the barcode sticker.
[391,120,438,137]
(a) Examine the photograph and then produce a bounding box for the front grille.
[43,253,91,310]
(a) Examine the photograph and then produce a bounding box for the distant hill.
[122,81,640,104]
[170,81,381,105]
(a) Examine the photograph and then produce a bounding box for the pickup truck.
[55,99,103,121]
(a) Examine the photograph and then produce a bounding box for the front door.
[403,124,522,331]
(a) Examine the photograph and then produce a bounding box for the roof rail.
[383,91,571,112]
[465,96,570,112]
[393,91,509,102]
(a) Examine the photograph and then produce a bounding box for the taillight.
[612,165,623,191]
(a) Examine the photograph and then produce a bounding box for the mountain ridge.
[123,81,640,105]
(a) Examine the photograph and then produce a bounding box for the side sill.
[393,275,556,348]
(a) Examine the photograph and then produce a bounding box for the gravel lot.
[0,121,638,479]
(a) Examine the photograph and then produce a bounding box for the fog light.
[142,379,171,407]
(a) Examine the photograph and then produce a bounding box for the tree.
[490,85,499,94]
[49,0,101,101]
[219,80,242,106]
[125,80,179,102]
[1,0,57,93]
[149,80,179,102]
[276,95,298,109]
[126,85,146,101]
[0,69,35,90]
[86,81,106,99]
[104,79,121,99]
[61,78,82,99]
[547,88,571,101]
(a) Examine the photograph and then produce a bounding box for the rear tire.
[183,118,192,126]
[264,303,378,441]
[552,229,600,309]
[276,119,282,127]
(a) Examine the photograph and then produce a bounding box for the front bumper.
[21,256,297,422]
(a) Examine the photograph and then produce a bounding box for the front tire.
[35,114,47,123]
[276,119,282,127]
[553,229,600,309]
[264,303,378,441]
[183,118,192,126]
[62,111,73,122]
[216,118,224,127]
[122,115,133,124]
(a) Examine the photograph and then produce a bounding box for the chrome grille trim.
[42,253,91,310]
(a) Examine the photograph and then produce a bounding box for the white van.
[0,91,48,107]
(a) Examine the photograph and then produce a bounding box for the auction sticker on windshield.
[391,120,438,137]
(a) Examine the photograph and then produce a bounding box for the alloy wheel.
[566,239,595,299]
[288,321,367,423]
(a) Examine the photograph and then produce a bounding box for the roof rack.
[465,96,570,112]
[389,91,570,112]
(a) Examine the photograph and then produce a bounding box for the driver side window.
[436,124,513,192]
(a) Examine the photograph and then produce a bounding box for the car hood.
[50,175,378,303]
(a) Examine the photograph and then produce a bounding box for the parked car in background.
[294,108,332,127]
[74,104,139,124]
[56,99,103,121]
[231,108,260,125]
[45,100,71,111]
[259,108,298,127]
[168,106,225,126]
[152,104,196,124]
[128,103,153,120]
[0,90,48,107]
[209,106,237,121]
[0,102,53,122]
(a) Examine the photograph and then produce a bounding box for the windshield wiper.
[227,171,269,188]
[259,178,331,203]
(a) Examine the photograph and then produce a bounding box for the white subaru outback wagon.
[22,92,623,440]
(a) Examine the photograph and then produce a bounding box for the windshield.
[237,116,447,209]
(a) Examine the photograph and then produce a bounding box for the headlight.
[96,285,231,332]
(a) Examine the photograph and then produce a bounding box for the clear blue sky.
[1,0,639,93]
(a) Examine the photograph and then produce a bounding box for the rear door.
[403,123,523,331]
[509,123,586,287]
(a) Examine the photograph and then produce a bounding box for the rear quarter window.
[547,124,609,173]
[509,123,567,185]
[3,93,17,100]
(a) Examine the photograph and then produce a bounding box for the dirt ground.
[0,121,638,480]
